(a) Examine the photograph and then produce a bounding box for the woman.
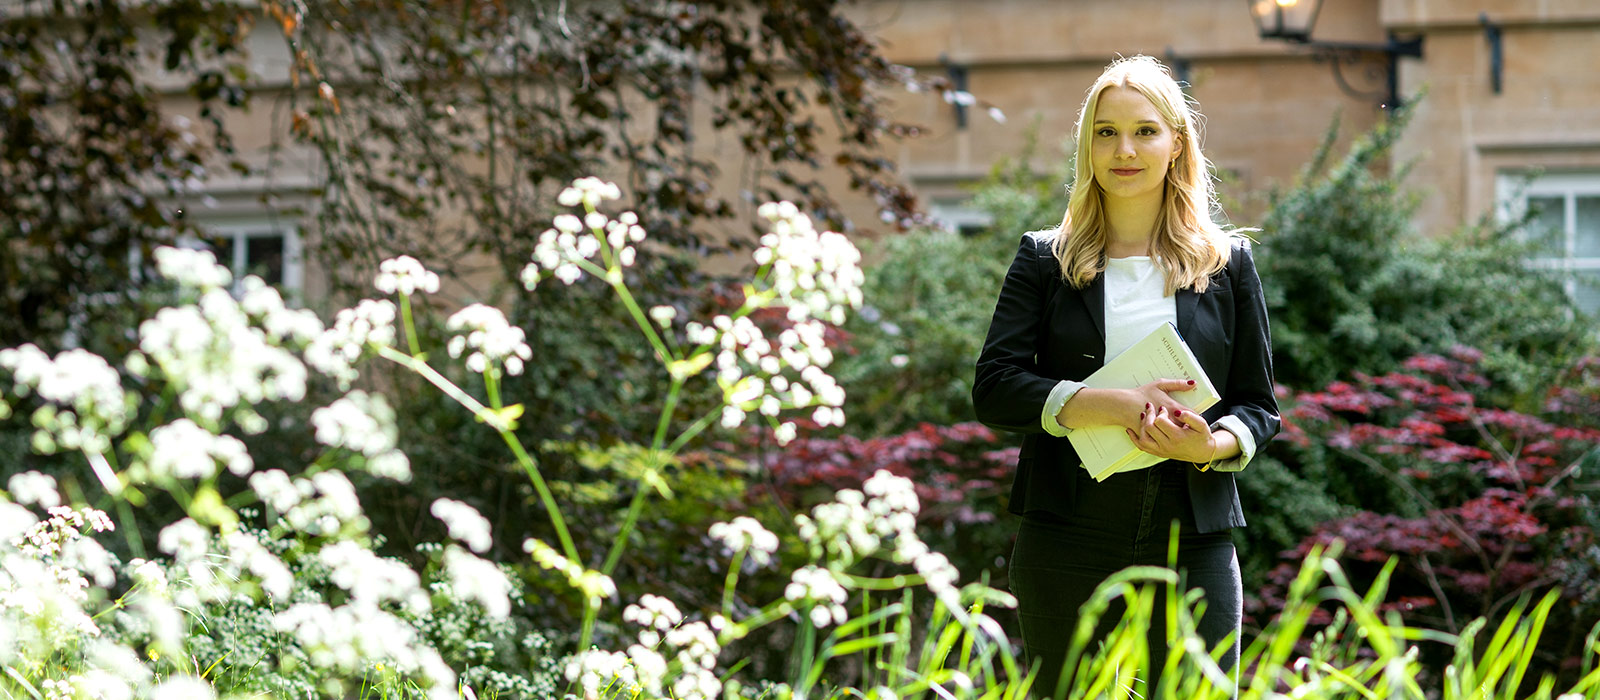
[972,55,1279,697]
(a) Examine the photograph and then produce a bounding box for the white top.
[1102,256,1177,360]
[1039,256,1256,472]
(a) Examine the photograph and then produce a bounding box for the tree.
[0,0,254,350]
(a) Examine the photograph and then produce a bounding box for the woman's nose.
[1116,136,1136,158]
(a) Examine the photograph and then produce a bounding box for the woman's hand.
[1127,405,1217,464]
[1120,378,1195,430]
[1056,378,1197,432]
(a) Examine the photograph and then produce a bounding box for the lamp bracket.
[1292,34,1423,112]
[1481,13,1503,94]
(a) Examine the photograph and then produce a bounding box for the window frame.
[178,216,305,300]
[1496,170,1600,314]
[926,197,994,237]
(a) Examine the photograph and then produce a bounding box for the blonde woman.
[972,55,1279,696]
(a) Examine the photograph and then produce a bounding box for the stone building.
[152,0,1600,313]
[837,0,1600,314]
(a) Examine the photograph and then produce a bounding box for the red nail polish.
[1175,409,1183,417]
[1140,412,1146,420]
[1145,403,1151,410]
[1187,380,1195,386]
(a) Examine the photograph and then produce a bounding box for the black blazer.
[972,231,1280,533]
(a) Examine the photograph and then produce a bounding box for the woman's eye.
[1138,127,1158,135]
[1097,128,1115,137]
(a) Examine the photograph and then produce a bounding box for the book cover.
[1065,322,1220,480]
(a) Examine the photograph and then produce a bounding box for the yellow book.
[1066,322,1221,481]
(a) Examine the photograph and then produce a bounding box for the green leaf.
[190,485,238,531]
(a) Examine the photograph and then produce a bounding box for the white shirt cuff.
[1205,415,1257,472]
[1041,380,1087,437]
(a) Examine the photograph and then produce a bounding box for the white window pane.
[1526,195,1566,257]
[1573,270,1600,318]
[1576,195,1600,258]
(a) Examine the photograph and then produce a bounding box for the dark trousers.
[1008,462,1241,698]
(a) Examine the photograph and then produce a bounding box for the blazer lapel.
[1175,286,1198,341]
[1079,274,1107,347]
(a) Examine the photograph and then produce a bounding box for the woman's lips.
[1111,168,1143,176]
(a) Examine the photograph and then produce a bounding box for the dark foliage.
[1250,348,1600,686]
[0,0,253,351]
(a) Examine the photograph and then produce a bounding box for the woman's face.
[1090,85,1180,206]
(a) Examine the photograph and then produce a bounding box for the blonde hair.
[1051,55,1231,295]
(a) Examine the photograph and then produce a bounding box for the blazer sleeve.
[1223,240,1281,448]
[972,233,1061,434]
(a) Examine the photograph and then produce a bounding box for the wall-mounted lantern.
[1247,0,1423,113]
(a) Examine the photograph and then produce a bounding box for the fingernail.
[1145,403,1151,410]
[1187,380,1195,386]
[1140,412,1146,420]
[1175,409,1183,417]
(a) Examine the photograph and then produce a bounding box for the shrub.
[1256,107,1595,394]
[832,231,1010,436]
[1249,347,1600,687]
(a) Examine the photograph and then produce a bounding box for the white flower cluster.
[8,471,61,509]
[136,288,308,427]
[441,546,513,619]
[793,471,962,608]
[156,518,210,563]
[2,507,117,658]
[431,498,492,553]
[374,255,441,296]
[304,299,397,388]
[221,529,294,601]
[12,506,114,558]
[247,470,366,538]
[1,553,103,644]
[753,201,864,325]
[154,521,293,604]
[523,537,615,604]
[446,304,532,376]
[694,314,847,433]
[664,620,720,671]
[153,246,232,289]
[151,676,218,700]
[563,645,670,697]
[0,345,132,453]
[311,391,411,480]
[41,677,80,700]
[665,620,723,700]
[623,593,684,643]
[785,565,849,628]
[239,277,324,344]
[272,600,457,697]
[145,419,253,480]
[319,540,431,615]
[522,178,643,290]
[707,516,779,567]
[608,593,721,697]
[557,176,623,208]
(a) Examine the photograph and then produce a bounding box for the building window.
[927,197,993,237]
[1499,171,1600,317]
[186,219,305,298]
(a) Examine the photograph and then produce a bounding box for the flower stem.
[722,548,746,617]
[599,477,649,576]
[377,345,580,562]
[398,292,422,357]
[652,379,684,452]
